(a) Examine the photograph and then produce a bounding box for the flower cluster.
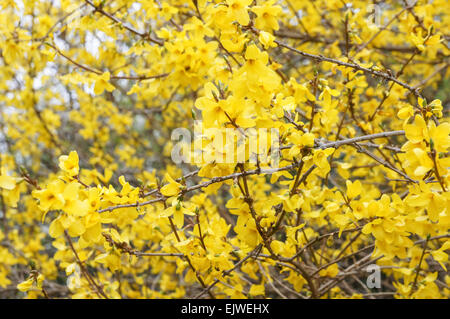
[0,0,448,299]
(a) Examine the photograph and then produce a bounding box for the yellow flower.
[407,182,446,222]
[234,215,260,247]
[404,115,429,143]
[249,284,265,296]
[93,72,115,95]
[226,0,252,26]
[220,26,249,53]
[160,173,182,197]
[397,105,414,120]
[346,180,362,199]
[258,31,277,49]
[410,32,426,51]
[319,86,340,107]
[251,0,282,31]
[222,95,256,128]
[431,242,450,271]
[32,179,66,215]
[17,278,34,292]
[159,200,195,228]
[429,122,450,153]
[36,274,44,288]
[59,151,80,177]
[319,264,340,278]
[0,168,16,190]
[160,3,177,20]
[195,82,227,127]
[288,132,315,158]
[313,148,335,177]
[428,99,443,118]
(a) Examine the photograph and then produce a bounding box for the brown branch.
[98,131,407,213]
[255,27,423,97]
[193,244,263,299]
[355,2,416,55]
[46,43,169,80]
[84,0,163,45]
[409,235,429,297]
[64,231,108,299]
[167,216,215,299]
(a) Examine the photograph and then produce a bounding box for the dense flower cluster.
[0,0,449,299]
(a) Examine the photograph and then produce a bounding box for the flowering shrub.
[0,0,449,299]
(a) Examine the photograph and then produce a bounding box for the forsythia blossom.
[0,0,448,300]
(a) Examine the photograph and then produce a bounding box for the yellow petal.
[49,218,64,238]
[346,180,362,199]
[17,279,34,292]
[0,174,16,190]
